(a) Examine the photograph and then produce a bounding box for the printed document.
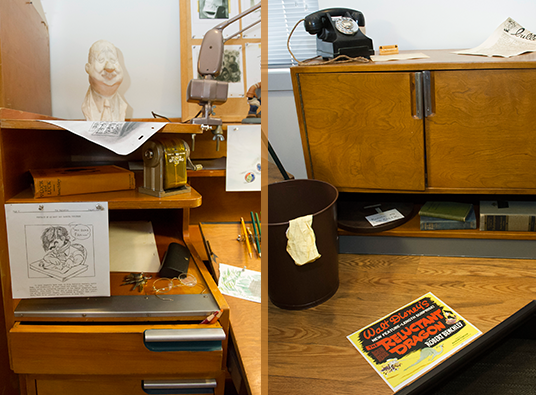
[347,293,481,392]
[5,202,110,298]
[455,18,536,58]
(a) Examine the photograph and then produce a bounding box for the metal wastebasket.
[268,179,339,309]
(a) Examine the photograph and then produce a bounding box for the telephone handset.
[304,8,374,60]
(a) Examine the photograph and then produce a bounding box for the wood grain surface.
[297,72,424,191]
[426,69,536,190]
[0,1,51,115]
[198,223,261,395]
[268,253,536,394]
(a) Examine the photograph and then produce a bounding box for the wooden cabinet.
[0,110,230,395]
[291,50,536,241]
[291,50,536,195]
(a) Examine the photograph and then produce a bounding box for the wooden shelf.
[188,157,226,178]
[339,210,536,241]
[0,119,206,134]
[7,185,202,210]
[188,169,225,178]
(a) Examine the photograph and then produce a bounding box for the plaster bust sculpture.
[82,40,127,122]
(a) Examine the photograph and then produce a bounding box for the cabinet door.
[296,72,425,191]
[426,69,536,191]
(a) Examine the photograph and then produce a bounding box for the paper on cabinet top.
[454,17,536,58]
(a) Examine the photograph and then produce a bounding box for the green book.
[418,201,473,222]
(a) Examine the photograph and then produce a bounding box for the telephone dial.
[304,8,374,60]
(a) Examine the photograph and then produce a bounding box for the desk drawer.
[10,323,225,375]
[34,376,223,395]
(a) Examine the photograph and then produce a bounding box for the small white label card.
[366,209,405,227]
[5,202,110,299]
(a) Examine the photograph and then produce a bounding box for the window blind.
[267,0,319,67]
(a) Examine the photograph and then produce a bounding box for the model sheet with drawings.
[5,202,110,299]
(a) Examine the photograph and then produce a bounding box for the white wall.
[41,0,181,120]
[324,0,535,52]
[268,1,536,179]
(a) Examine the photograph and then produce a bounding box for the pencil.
[250,211,261,257]
[255,212,261,236]
[247,227,259,257]
[241,217,252,258]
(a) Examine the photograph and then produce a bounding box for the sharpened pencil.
[241,217,252,258]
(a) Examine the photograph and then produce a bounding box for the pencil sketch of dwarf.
[30,226,88,282]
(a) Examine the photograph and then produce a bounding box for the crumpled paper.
[286,214,321,266]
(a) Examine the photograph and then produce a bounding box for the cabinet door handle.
[414,72,423,119]
[422,70,433,117]
[144,328,225,352]
[142,379,217,394]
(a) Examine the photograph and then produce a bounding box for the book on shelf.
[418,201,473,222]
[30,165,136,198]
[480,201,536,231]
[420,207,477,230]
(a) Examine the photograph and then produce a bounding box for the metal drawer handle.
[143,328,225,352]
[142,379,217,395]
[422,70,433,117]
[415,72,423,119]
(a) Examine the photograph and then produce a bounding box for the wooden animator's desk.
[195,222,261,395]
[268,253,536,394]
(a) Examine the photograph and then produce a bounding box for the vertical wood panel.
[0,1,51,115]
[0,283,18,395]
[298,72,425,191]
[427,69,536,189]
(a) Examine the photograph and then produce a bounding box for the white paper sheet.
[371,53,430,62]
[41,121,166,155]
[218,263,261,303]
[454,18,536,58]
[109,221,160,272]
[226,124,261,191]
[245,42,261,89]
[5,202,110,299]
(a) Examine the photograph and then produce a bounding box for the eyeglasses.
[152,273,206,301]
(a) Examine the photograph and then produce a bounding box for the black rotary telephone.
[304,8,374,60]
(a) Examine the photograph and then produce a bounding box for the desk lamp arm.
[197,3,261,78]
[187,3,261,135]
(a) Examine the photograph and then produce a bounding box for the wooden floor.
[268,253,536,394]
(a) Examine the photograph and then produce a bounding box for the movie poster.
[347,293,481,392]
